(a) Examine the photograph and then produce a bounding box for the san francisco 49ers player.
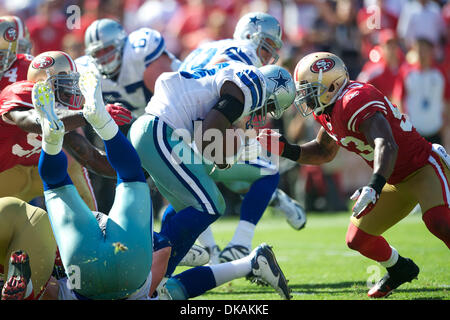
[0,50,131,299]
[1,15,32,55]
[0,19,32,91]
[256,52,450,298]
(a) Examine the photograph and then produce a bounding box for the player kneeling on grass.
[255,52,450,298]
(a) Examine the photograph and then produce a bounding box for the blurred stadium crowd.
[2,0,449,214]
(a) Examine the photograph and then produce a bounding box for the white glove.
[350,186,379,219]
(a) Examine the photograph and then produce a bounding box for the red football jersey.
[0,80,42,172]
[0,54,33,91]
[313,81,432,185]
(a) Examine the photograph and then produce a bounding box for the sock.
[197,226,217,249]
[102,130,146,183]
[379,246,399,268]
[38,151,73,191]
[172,266,216,298]
[209,254,252,286]
[345,223,393,262]
[240,173,280,224]
[41,137,63,156]
[422,205,450,248]
[24,280,34,299]
[229,220,255,250]
[160,206,219,276]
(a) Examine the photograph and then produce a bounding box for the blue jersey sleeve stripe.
[144,37,165,64]
[238,72,261,111]
[225,50,246,64]
[247,70,263,108]
[236,50,253,65]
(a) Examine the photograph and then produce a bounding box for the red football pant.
[422,205,450,249]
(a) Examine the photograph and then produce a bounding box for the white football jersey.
[76,28,167,117]
[178,39,262,72]
[145,62,267,134]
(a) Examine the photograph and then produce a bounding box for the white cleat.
[79,70,110,129]
[271,189,306,230]
[219,245,250,263]
[32,81,65,146]
[250,243,291,300]
[206,245,221,265]
[178,244,210,267]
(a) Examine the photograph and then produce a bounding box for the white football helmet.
[293,52,349,116]
[233,12,283,65]
[248,65,295,127]
[84,19,127,78]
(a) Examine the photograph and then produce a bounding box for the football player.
[0,19,32,90]
[0,197,56,300]
[76,18,181,118]
[0,51,131,206]
[1,15,32,55]
[128,60,296,281]
[256,52,450,298]
[178,12,306,264]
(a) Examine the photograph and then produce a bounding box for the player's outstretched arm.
[257,126,339,165]
[350,111,398,218]
[63,130,117,179]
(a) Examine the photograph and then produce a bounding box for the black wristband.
[368,173,386,194]
[280,136,302,162]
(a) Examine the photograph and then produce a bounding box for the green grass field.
[169,209,449,300]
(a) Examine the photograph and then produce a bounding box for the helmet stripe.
[60,51,77,72]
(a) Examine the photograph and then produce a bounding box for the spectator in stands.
[357,29,403,99]
[392,37,450,145]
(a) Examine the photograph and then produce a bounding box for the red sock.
[422,205,450,249]
[346,223,392,262]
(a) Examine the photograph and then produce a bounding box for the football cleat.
[250,243,291,300]
[32,81,65,145]
[270,189,307,230]
[219,245,250,263]
[178,244,210,267]
[79,70,110,129]
[205,245,221,265]
[368,257,420,298]
[1,250,32,300]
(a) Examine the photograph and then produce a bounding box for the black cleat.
[368,257,420,298]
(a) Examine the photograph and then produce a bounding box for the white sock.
[197,226,217,248]
[42,139,63,155]
[229,220,255,250]
[379,246,399,268]
[92,118,118,141]
[210,255,252,286]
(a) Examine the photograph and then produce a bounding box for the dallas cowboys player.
[179,12,307,264]
[128,61,296,279]
[76,18,181,118]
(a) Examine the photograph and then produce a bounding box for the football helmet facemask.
[293,52,349,117]
[84,19,127,78]
[28,51,83,110]
[233,12,283,66]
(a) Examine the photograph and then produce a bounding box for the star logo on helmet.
[268,70,291,93]
[249,16,260,25]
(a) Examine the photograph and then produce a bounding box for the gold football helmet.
[293,52,349,116]
[28,51,83,109]
[0,19,18,75]
[1,15,32,54]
